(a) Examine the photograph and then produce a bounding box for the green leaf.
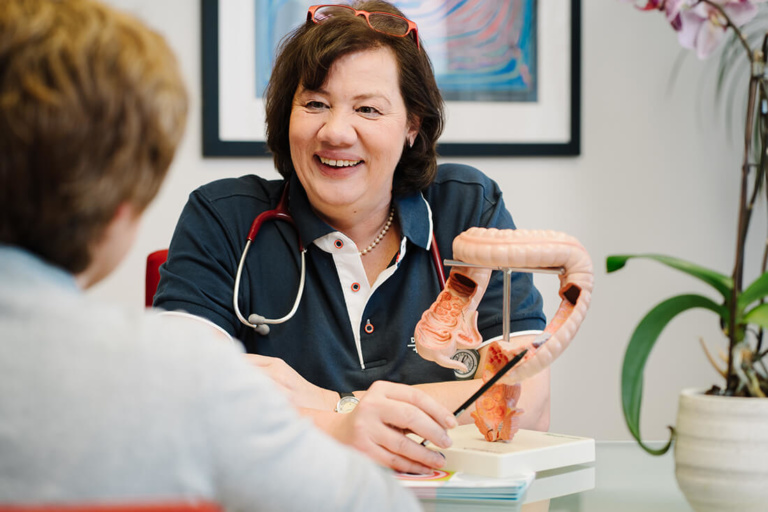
[743,303,768,330]
[622,294,727,456]
[606,254,733,300]
[738,272,768,311]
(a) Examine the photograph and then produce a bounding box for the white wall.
[94,0,756,441]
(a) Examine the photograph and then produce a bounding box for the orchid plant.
[608,0,768,455]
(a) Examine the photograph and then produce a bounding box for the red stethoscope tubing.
[430,232,446,290]
[246,185,303,250]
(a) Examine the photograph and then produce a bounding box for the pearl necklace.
[359,206,395,256]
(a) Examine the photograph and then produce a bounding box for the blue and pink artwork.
[253,0,537,102]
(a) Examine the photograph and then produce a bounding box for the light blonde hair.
[0,0,188,273]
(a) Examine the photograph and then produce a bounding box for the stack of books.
[396,469,534,502]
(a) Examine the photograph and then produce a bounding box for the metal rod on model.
[443,259,564,275]
[503,268,511,342]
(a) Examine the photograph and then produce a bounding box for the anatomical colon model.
[414,228,593,441]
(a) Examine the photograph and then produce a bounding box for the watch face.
[452,349,480,380]
[336,396,359,413]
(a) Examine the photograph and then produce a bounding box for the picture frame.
[201,0,581,158]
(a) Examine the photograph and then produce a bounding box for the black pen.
[420,348,529,446]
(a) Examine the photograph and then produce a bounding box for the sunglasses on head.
[307,4,420,49]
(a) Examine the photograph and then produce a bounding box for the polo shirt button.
[334,239,344,249]
[364,321,374,334]
[351,282,361,292]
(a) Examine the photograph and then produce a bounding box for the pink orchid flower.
[629,0,766,58]
[625,0,693,15]
[682,1,766,58]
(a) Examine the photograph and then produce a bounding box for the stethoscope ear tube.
[233,238,307,334]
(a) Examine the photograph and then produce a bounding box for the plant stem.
[729,71,759,391]
[760,52,768,356]
[699,0,767,391]
[760,174,767,353]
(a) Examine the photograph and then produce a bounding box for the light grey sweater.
[0,246,420,511]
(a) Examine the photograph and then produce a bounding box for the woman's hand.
[245,354,337,410]
[248,356,459,473]
[328,380,458,474]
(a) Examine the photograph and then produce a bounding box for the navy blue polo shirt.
[155,163,545,392]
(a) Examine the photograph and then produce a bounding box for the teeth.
[319,156,361,167]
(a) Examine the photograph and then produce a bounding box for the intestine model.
[414,228,593,442]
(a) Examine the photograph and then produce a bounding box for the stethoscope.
[233,183,446,335]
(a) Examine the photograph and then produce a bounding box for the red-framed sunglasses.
[307,4,420,49]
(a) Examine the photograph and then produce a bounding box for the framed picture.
[202,0,581,157]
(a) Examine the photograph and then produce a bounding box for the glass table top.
[547,441,691,512]
[419,441,693,512]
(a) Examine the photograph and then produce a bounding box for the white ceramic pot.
[674,387,768,512]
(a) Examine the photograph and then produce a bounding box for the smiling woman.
[155,0,548,475]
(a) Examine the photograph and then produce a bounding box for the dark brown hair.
[0,0,188,274]
[265,0,444,196]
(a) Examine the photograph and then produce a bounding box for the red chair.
[145,249,169,307]
[0,502,221,512]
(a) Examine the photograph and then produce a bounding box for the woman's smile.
[317,156,362,168]
[315,154,365,178]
